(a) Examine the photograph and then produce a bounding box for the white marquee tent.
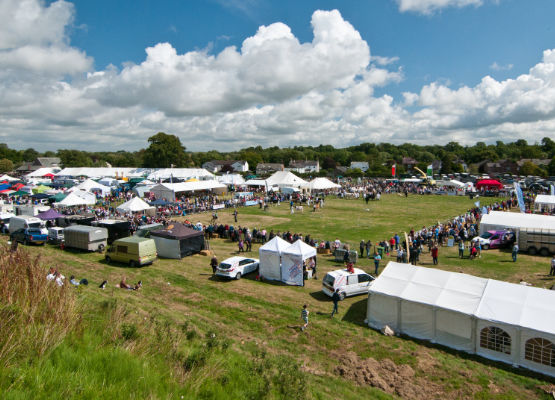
[479,211,555,234]
[302,177,341,191]
[0,174,19,182]
[150,180,226,202]
[280,240,317,286]
[217,174,246,186]
[534,195,555,212]
[367,262,555,377]
[258,236,290,281]
[69,179,111,197]
[54,190,96,206]
[25,167,60,178]
[147,168,214,181]
[116,197,155,214]
[56,167,136,178]
[265,171,308,188]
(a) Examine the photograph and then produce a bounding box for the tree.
[0,158,14,173]
[57,150,93,167]
[22,148,39,162]
[142,132,187,168]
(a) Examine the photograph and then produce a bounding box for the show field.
[2,194,554,399]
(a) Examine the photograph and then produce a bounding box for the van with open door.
[322,268,375,300]
[105,236,157,267]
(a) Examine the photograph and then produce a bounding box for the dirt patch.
[333,350,443,399]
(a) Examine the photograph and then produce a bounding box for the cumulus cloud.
[396,0,484,15]
[0,0,553,152]
[490,61,513,71]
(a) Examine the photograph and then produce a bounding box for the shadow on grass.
[341,298,368,327]
[309,291,330,302]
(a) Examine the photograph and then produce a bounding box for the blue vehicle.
[10,228,48,245]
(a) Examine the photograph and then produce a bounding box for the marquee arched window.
[525,338,555,367]
[480,326,511,354]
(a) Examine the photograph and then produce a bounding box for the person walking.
[365,240,372,259]
[233,209,238,223]
[512,243,519,262]
[458,240,465,258]
[301,304,309,331]
[331,289,340,317]
[550,255,555,276]
[431,244,439,265]
[374,252,381,275]
[210,255,218,275]
[359,240,365,258]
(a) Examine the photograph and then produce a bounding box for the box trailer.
[91,219,130,244]
[518,228,555,256]
[64,225,108,252]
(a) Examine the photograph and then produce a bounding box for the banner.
[244,200,259,207]
[391,164,396,177]
[426,164,433,176]
[551,185,555,196]
[212,204,225,210]
[514,182,526,213]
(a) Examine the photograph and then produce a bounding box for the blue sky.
[2,0,555,151]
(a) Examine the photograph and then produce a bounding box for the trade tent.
[69,179,111,197]
[26,168,60,178]
[146,168,214,181]
[258,236,290,281]
[30,193,51,200]
[265,171,308,188]
[116,197,155,214]
[38,208,64,221]
[366,262,555,377]
[0,184,10,191]
[479,211,555,234]
[476,179,503,190]
[150,180,226,202]
[150,223,204,259]
[280,240,317,286]
[534,195,555,213]
[33,184,51,194]
[12,190,29,196]
[50,192,67,202]
[54,190,96,206]
[56,167,136,179]
[0,174,18,182]
[302,177,341,191]
[217,174,246,186]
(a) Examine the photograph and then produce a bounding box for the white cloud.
[490,61,513,71]
[396,0,484,15]
[0,0,554,153]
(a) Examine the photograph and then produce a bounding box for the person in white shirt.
[550,255,555,276]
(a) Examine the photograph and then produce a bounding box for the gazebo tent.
[69,179,111,197]
[366,262,555,377]
[476,179,503,190]
[265,171,308,188]
[0,174,19,182]
[38,208,64,221]
[280,240,317,286]
[150,223,204,259]
[534,195,555,212]
[51,192,67,202]
[149,180,226,202]
[302,177,341,191]
[116,197,155,214]
[258,236,291,281]
[54,190,96,206]
[479,211,555,234]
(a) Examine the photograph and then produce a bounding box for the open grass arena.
[2,194,554,399]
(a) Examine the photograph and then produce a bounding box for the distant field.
[2,194,554,399]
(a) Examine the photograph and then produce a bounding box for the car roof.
[327,268,368,277]
[221,256,259,263]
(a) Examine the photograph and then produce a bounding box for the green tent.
[12,190,30,196]
[33,184,51,194]
[51,192,67,202]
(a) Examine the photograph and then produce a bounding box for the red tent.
[11,182,24,190]
[476,179,503,189]
[43,173,55,179]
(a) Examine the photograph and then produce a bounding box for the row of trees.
[1,134,555,176]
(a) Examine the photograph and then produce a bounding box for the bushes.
[0,245,79,368]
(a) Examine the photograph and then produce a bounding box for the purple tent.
[38,208,64,221]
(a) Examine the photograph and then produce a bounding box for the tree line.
[1,133,554,176]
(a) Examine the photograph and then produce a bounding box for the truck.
[105,236,157,267]
[518,228,555,256]
[64,225,108,252]
[8,215,47,234]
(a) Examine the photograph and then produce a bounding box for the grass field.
[2,194,554,399]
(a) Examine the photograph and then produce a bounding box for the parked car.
[216,256,259,280]
[48,227,65,244]
[10,228,47,245]
[322,268,375,300]
[471,230,515,250]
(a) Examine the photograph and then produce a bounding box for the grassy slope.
[2,194,554,399]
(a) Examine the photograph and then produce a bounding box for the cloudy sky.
[1,0,554,151]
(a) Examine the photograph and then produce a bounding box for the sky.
[1,0,555,152]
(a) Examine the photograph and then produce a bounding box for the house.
[285,160,320,174]
[482,160,519,176]
[454,158,468,172]
[349,161,369,172]
[201,160,249,173]
[402,157,417,169]
[17,157,61,174]
[431,160,443,172]
[256,163,284,175]
[516,159,551,168]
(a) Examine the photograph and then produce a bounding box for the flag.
[482,206,488,215]
[514,182,526,213]
[391,164,396,177]
[474,201,480,207]
[426,164,433,176]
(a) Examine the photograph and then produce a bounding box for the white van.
[322,268,375,300]
[9,215,47,235]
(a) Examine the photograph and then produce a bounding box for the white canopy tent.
[69,179,111,197]
[150,180,226,202]
[217,174,246,186]
[56,167,136,179]
[258,236,290,281]
[265,171,308,188]
[280,240,317,286]
[479,211,555,234]
[367,262,555,377]
[54,190,96,206]
[116,197,155,214]
[302,177,341,191]
[146,168,214,181]
[25,167,60,178]
[0,174,19,182]
[534,195,555,212]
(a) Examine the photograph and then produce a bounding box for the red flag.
[391,164,396,177]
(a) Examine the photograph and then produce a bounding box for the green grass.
[1,194,554,399]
